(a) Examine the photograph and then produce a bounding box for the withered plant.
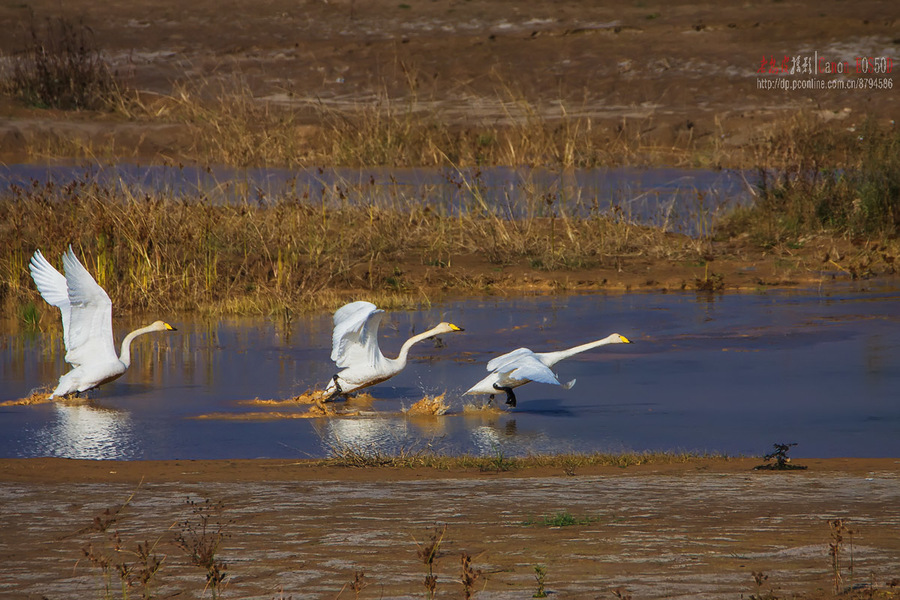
[0,169,696,317]
[5,15,122,110]
[414,524,447,600]
[611,588,633,600]
[75,486,165,600]
[343,570,368,599]
[754,442,807,471]
[747,570,778,600]
[829,518,855,595]
[532,565,548,598]
[460,552,482,600]
[173,498,232,599]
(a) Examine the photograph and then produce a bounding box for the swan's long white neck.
[386,325,447,370]
[538,334,623,367]
[118,324,161,367]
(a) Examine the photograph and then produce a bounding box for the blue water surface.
[1,286,898,460]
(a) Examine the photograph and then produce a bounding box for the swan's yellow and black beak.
[619,335,632,343]
[165,323,177,331]
[449,323,464,332]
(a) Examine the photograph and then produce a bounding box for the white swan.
[464,333,632,407]
[324,301,463,399]
[29,246,176,399]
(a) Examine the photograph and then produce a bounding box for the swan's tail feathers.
[562,378,576,390]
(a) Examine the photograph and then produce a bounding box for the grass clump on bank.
[317,445,726,470]
[724,116,900,244]
[3,15,124,111]
[523,511,600,527]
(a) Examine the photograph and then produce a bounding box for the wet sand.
[2,457,899,599]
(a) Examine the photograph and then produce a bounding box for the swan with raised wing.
[324,301,463,400]
[29,246,176,399]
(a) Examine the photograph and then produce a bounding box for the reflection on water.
[2,285,900,460]
[316,418,414,453]
[34,403,136,460]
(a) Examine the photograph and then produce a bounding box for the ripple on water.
[2,287,900,459]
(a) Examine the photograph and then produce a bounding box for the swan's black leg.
[492,383,516,408]
[325,375,343,402]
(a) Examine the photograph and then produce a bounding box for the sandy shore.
[2,457,899,599]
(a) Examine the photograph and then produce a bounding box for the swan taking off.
[29,246,176,399]
[464,333,632,407]
[324,301,463,400]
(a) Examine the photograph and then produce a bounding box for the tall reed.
[0,171,687,316]
[723,116,900,243]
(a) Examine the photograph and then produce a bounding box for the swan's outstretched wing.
[60,247,117,368]
[486,347,535,372]
[331,301,386,369]
[29,250,72,338]
[495,353,564,387]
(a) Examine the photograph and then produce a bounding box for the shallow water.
[2,286,899,460]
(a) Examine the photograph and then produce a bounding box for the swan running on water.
[464,333,632,407]
[29,246,176,399]
[324,301,463,400]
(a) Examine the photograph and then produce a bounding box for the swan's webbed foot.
[492,383,516,408]
[325,375,343,402]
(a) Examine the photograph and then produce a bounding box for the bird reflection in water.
[316,417,404,454]
[34,402,136,460]
[315,413,450,455]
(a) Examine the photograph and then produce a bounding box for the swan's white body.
[29,247,175,399]
[324,301,462,398]
[464,334,631,405]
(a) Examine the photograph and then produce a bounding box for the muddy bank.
[1,458,899,599]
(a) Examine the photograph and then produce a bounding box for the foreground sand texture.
[1,458,899,599]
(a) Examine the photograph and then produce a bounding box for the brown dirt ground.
[1,3,899,597]
[1,457,899,599]
[0,0,897,160]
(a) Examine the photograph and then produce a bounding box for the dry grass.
[3,58,715,168]
[192,411,317,421]
[3,15,123,111]
[0,171,693,317]
[139,74,704,169]
[317,439,728,470]
[0,20,890,176]
[722,115,900,244]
